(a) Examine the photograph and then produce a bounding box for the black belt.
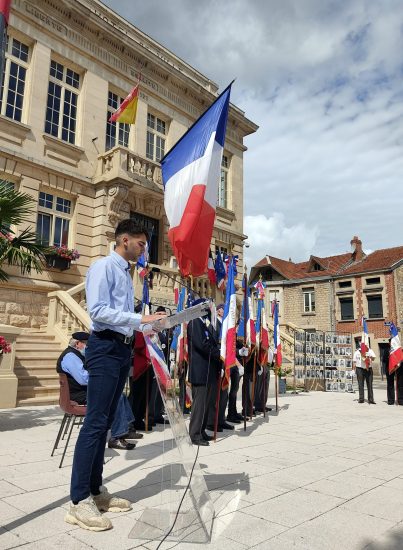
[94,329,134,346]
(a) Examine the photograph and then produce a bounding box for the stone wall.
[0,286,49,328]
[282,281,332,332]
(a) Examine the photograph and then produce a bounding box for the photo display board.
[294,330,354,392]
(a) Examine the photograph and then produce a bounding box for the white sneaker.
[65,495,112,531]
[93,486,132,513]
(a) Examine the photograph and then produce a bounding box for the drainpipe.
[329,279,335,332]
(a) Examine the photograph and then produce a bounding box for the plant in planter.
[0,336,12,355]
[275,366,292,394]
[45,245,80,271]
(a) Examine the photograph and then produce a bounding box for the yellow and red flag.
[109,84,139,124]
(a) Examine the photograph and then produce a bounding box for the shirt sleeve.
[61,352,89,385]
[86,260,142,330]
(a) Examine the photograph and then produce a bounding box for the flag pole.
[250,342,257,419]
[275,358,279,412]
[242,270,248,431]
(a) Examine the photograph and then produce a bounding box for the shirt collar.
[111,250,131,271]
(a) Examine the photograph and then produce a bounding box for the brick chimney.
[350,235,364,261]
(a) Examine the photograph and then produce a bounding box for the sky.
[103,0,403,268]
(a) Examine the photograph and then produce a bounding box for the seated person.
[56,331,139,450]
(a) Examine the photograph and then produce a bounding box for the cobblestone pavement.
[1,382,403,549]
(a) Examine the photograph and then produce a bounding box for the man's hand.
[141,312,167,324]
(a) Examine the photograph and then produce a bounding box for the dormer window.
[312,262,322,271]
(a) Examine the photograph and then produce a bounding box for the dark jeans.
[189,384,212,441]
[110,394,134,439]
[356,367,374,402]
[386,368,403,404]
[70,333,131,503]
[228,368,240,418]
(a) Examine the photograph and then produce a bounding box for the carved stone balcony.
[94,146,163,193]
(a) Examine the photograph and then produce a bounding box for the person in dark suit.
[187,303,221,446]
[382,341,403,405]
[207,304,235,431]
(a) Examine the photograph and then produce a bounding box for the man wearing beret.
[56,331,140,450]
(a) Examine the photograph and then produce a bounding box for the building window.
[105,91,130,150]
[130,211,159,264]
[218,155,229,208]
[340,297,354,320]
[303,288,315,313]
[146,113,166,162]
[36,191,72,247]
[338,280,352,288]
[366,277,381,285]
[0,36,30,122]
[45,60,80,144]
[367,295,383,319]
[269,290,280,314]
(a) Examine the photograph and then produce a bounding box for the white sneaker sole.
[65,512,112,531]
[96,504,132,513]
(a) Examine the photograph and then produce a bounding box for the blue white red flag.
[161,84,232,277]
[272,300,282,367]
[388,323,402,375]
[221,256,237,386]
[142,277,150,315]
[137,242,149,278]
[254,279,265,300]
[360,316,370,366]
[215,249,226,289]
[207,249,216,286]
[238,275,256,348]
[144,335,172,392]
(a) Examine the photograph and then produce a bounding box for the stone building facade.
[251,237,403,373]
[0,0,257,326]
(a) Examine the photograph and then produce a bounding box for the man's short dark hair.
[115,219,149,241]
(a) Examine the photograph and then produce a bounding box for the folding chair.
[51,374,86,468]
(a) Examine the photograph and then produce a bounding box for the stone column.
[0,324,22,409]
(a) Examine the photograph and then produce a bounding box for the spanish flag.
[108,84,139,124]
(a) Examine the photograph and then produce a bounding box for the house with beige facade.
[0,0,257,408]
[250,236,403,375]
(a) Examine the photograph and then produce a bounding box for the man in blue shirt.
[56,331,138,450]
[66,220,166,532]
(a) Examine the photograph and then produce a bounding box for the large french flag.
[161,84,232,277]
[272,300,282,367]
[389,323,402,375]
[221,256,237,386]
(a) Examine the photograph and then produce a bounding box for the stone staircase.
[14,331,64,406]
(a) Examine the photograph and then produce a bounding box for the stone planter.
[0,324,22,408]
[45,254,71,271]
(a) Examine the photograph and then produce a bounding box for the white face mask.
[79,345,86,357]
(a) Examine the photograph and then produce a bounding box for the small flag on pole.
[220,256,237,387]
[215,249,226,289]
[272,300,282,367]
[207,249,216,286]
[108,84,139,124]
[360,316,370,367]
[388,323,402,375]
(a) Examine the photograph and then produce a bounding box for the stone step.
[15,374,59,386]
[15,342,63,351]
[17,385,60,400]
[16,333,57,342]
[15,351,61,360]
[17,395,59,407]
[15,365,58,376]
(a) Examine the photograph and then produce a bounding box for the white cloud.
[244,213,319,267]
[105,0,403,261]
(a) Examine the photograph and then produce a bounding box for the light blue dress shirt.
[61,350,89,386]
[86,251,142,337]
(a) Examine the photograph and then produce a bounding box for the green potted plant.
[276,366,292,394]
[45,245,80,271]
